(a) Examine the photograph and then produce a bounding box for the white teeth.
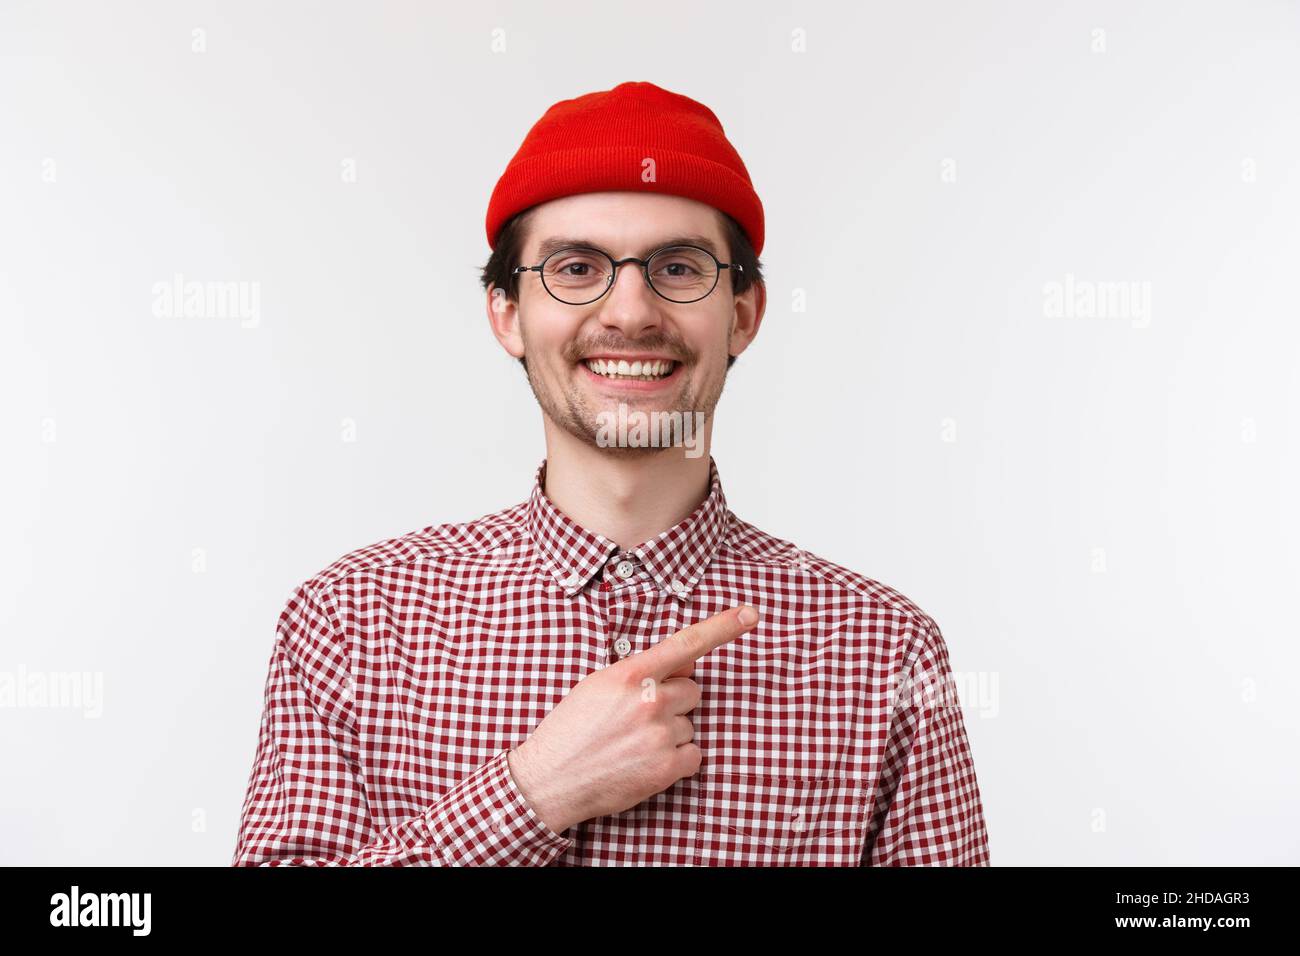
[583,358,676,380]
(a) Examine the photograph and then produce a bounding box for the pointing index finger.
[634,606,759,679]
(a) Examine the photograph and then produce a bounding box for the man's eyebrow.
[531,234,721,261]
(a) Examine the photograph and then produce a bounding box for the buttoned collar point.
[524,456,730,601]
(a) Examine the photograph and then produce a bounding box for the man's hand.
[507,605,760,835]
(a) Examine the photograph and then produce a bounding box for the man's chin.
[586,441,673,460]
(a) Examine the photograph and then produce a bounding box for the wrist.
[508,742,574,835]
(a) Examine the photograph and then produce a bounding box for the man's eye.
[546,252,606,280]
[655,261,701,279]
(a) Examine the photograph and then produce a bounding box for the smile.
[582,358,678,381]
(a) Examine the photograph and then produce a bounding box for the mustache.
[566,337,693,363]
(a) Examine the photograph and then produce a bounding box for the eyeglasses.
[513,244,743,305]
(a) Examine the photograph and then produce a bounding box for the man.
[232,81,990,866]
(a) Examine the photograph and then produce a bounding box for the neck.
[539,416,716,551]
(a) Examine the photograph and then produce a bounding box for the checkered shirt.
[232,456,990,866]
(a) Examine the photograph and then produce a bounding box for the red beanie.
[485,81,764,256]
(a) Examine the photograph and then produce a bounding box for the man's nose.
[597,260,662,335]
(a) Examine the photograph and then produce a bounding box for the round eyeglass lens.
[645,246,719,302]
[540,248,612,304]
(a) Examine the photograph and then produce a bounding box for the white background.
[2,0,1297,865]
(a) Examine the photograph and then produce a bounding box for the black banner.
[0,865,1283,942]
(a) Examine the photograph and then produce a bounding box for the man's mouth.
[581,358,679,382]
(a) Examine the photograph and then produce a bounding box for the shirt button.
[563,573,583,588]
[614,637,632,657]
[615,560,636,579]
[670,580,688,595]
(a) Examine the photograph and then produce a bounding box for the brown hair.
[480,208,764,371]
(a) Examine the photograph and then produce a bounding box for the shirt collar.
[525,456,730,600]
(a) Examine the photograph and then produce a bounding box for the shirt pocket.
[694,773,871,866]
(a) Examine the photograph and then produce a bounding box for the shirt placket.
[596,549,658,664]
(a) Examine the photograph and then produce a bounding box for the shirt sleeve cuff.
[422,748,574,865]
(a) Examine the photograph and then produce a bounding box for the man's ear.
[486,283,526,359]
[728,280,766,360]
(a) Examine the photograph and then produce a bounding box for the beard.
[520,332,728,457]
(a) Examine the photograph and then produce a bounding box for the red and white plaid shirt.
[232,456,990,866]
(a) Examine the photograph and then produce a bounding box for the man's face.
[488,191,762,456]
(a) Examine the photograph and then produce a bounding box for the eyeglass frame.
[513,243,744,305]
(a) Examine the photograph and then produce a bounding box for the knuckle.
[677,678,701,709]
[656,751,680,784]
[681,744,702,775]
[669,627,697,653]
[612,666,642,691]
